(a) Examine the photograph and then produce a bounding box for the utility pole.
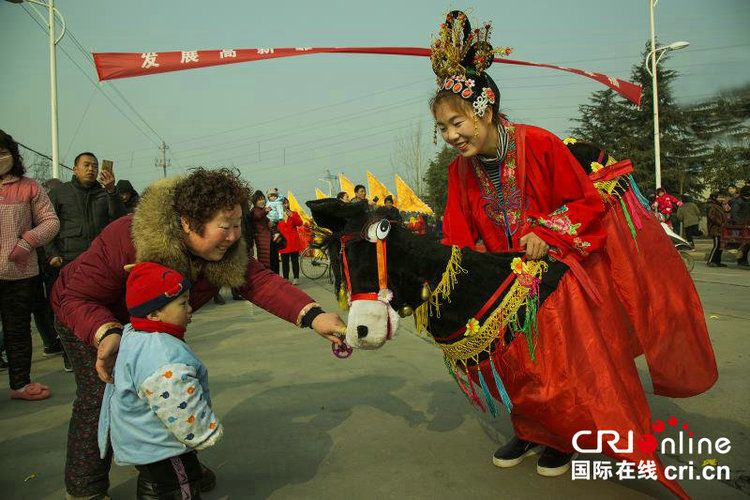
[321,169,338,196]
[155,141,170,178]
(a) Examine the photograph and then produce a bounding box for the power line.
[18,142,74,172]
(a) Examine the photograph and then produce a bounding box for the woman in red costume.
[430,10,715,498]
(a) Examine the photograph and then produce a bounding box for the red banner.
[92,47,641,105]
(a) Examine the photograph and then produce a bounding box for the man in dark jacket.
[115,179,140,214]
[375,195,403,223]
[45,152,126,269]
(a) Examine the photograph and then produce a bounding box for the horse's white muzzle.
[346,300,400,349]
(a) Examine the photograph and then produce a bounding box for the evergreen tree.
[571,42,706,195]
[423,144,456,215]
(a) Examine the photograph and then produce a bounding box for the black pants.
[269,239,280,274]
[281,252,300,279]
[0,276,37,390]
[136,451,202,500]
[56,319,113,496]
[684,224,700,245]
[31,275,57,348]
[708,236,723,264]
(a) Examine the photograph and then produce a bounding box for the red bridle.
[340,234,394,340]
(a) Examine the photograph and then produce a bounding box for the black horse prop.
[306,198,569,415]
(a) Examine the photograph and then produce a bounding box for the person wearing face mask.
[0,130,60,401]
[45,152,127,270]
[427,12,704,497]
[50,167,346,499]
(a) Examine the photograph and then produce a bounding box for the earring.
[433,123,438,145]
[473,115,479,137]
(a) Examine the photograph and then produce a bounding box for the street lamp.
[6,0,66,179]
[646,0,689,189]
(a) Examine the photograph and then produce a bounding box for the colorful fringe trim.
[415,245,467,333]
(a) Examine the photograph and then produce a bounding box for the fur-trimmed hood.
[130,176,248,288]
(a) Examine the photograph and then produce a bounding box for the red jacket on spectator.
[277,211,303,254]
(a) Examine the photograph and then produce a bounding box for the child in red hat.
[98,262,222,498]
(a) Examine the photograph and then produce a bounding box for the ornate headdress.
[430,10,512,118]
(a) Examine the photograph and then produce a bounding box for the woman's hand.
[310,313,345,345]
[96,333,121,383]
[519,232,550,260]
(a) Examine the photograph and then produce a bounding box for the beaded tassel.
[619,197,639,248]
[477,367,499,417]
[490,357,513,413]
[465,367,486,412]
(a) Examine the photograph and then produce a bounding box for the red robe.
[442,124,688,498]
[592,164,717,398]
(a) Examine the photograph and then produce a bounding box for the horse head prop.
[306,198,569,361]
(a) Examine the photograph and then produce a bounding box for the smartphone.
[101,160,114,174]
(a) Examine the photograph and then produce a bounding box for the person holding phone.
[45,152,126,269]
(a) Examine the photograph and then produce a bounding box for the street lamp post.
[6,0,66,179]
[646,0,689,189]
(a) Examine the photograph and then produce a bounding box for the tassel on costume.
[619,197,639,247]
[628,175,651,210]
[490,357,513,413]
[466,368,486,412]
[477,367,499,417]
[623,189,643,230]
[444,358,476,408]
[337,285,349,311]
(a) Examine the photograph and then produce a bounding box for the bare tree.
[390,122,429,197]
[26,154,52,183]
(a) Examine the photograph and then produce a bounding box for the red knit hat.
[126,262,191,318]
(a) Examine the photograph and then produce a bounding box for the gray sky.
[2,0,749,200]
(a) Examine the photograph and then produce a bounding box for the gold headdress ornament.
[430,10,512,85]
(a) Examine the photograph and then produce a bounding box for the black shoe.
[536,447,578,477]
[137,475,201,500]
[707,262,728,268]
[43,339,64,357]
[492,436,542,468]
[737,260,749,268]
[199,463,216,492]
[213,294,226,305]
[63,352,73,373]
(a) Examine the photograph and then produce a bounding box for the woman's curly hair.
[173,167,250,235]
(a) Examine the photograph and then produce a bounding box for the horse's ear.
[306,198,369,233]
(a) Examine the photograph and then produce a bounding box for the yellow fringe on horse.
[415,246,466,332]
[438,260,548,368]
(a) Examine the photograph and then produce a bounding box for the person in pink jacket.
[51,168,345,498]
[0,130,60,401]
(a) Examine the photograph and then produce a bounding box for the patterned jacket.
[98,324,222,465]
[0,175,59,280]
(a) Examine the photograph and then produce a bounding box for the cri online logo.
[573,417,732,455]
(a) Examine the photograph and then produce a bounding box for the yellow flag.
[395,175,433,215]
[315,188,327,199]
[286,191,311,222]
[366,171,394,205]
[339,174,356,199]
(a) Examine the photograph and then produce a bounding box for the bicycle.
[300,225,333,282]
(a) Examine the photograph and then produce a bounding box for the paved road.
[1,258,748,499]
